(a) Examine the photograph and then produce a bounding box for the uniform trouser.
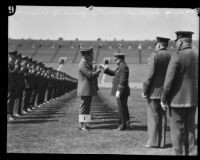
[13,89,23,115]
[169,106,197,155]
[44,88,49,102]
[30,89,37,107]
[22,88,33,111]
[117,95,130,129]
[7,89,15,116]
[147,99,167,147]
[79,96,92,127]
[47,88,53,101]
[39,87,46,104]
[35,88,42,106]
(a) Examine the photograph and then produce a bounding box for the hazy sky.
[8,6,199,41]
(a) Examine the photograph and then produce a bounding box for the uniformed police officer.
[77,47,101,131]
[101,52,130,131]
[161,31,198,155]
[8,51,17,121]
[22,56,34,112]
[13,54,25,117]
[142,37,171,148]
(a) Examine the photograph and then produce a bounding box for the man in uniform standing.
[161,31,198,155]
[101,52,130,131]
[8,51,17,121]
[77,47,101,131]
[142,37,171,148]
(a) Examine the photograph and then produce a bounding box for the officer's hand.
[142,92,147,98]
[97,68,101,73]
[116,90,120,98]
[161,101,168,112]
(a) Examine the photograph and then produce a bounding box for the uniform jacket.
[104,61,130,97]
[77,58,99,96]
[143,49,171,99]
[161,45,198,107]
[24,68,34,89]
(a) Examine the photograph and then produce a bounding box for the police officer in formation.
[101,52,130,131]
[7,50,77,121]
[161,31,198,155]
[142,37,171,148]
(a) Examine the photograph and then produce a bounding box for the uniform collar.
[181,45,192,50]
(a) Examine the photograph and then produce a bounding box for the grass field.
[7,89,198,155]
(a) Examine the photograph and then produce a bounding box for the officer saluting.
[101,52,130,131]
[161,31,198,155]
[142,37,171,148]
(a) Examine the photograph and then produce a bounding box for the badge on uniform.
[79,115,91,122]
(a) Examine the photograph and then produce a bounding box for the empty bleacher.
[8,39,198,65]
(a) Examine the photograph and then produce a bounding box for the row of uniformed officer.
[8,50,77,121]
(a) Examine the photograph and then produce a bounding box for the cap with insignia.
[80,47,93,56]
[114,52,125,59]
[175,31,194,42]
[156,37,170,44]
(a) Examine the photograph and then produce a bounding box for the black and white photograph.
[7,5,199,156]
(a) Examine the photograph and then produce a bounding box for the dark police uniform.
[143,37,171,148]
[104,52,130,130]
[8,51,17,120]
[161,31,198,155]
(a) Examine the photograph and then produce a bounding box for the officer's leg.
[28,88,34,109]
[79,96,92,130]
[169,107,184,155]
[44,88,48,103]
[117,97,126,130]
[158,99,167,148]
[146,99,160,147]
[30,89,36,108]
[184,107,197,155]
[22,89,27,112]
[13,89,20,116]
[7,89,15,119]
[122,95,130,128]
[24,88,32,111]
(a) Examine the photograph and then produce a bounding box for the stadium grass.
[7,89,197,155]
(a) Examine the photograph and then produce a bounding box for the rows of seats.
[8,39,198,64]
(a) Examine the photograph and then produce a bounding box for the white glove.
[142,92,147,98]
[161,101,168,111]
[116,90,120,98]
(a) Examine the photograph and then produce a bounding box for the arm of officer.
[104,67,115,76]
[161,52,180,105]
[79,62,101,79]
[142,53,156,97]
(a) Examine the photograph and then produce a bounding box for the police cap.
[80,47,93,56]
[175,31,194,42]
[156,37,170,44]
[114,52,125,59]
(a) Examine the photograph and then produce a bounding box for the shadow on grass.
[7,119,58,124]
[7,92,77,124]
[129,125,147,131]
